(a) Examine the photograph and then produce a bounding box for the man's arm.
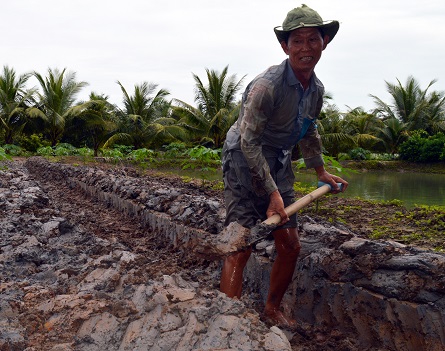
[240,81,278,197]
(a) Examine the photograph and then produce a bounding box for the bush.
[128,148,155,162]
[419,136,445,162]
[54,143,77,156]
[181,146,222,172]
[348,147,371,160]
[399,131,445,162]
[37,146,54,156]
[111,145,133,155]
[100,148,125,159]
[37,144,77,157]
[0,146,12,162]
[17,134,50,152]
[75,147,94,157]
[163,142,187,158]
[2,144,27,156]
[185,146,221,163]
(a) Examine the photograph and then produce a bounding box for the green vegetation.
[0,146,12,164]
[0,64,443,166]
[399,131,445,162]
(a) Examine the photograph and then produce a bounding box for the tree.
[371,76,445,134]
[317,103,353,158]
[342,107,382,150]
[64,93,120,156]
[374,117,409,155]
[0,66,36,144]
[31,68,88,146]
[173,66,245,148]
[115,81,182,149]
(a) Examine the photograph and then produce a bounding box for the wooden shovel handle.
[262,183,335,225]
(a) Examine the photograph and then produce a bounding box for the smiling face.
[281,27,328,85]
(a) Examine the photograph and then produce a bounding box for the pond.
[294,170,445,209]
[171,167,444,209]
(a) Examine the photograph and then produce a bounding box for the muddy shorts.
[222,146,297,230]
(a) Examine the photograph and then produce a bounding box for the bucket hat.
[274,4,339,44]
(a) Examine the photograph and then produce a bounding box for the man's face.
[281,27,328,76]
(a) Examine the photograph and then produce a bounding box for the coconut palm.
[371,76,445,134]
[31,68,88,146]
[421,90,445,134]
[173,66,245,148]
[343,107,382,150]
[115,81,184,149]
[375,117,409,155]
[0,66,37,144]
[64,93,122,156]
[317,103,353,158]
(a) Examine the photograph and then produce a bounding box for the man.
[219,4,349,327]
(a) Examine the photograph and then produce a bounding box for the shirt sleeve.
[239,80,278,196]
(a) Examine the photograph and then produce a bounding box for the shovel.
[199,181,342,258]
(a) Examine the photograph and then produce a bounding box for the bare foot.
[262,308,297,329]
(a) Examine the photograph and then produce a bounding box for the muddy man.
[220,4,348,327]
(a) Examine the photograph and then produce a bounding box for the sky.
[2,0,444,112]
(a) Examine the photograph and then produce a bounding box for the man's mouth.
[300,56,313,62]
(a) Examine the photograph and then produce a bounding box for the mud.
[1,157,444,351]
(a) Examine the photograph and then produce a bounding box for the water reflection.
[295,171,444,208]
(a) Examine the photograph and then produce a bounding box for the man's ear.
[322,35,330,50]
[281,40,290,55]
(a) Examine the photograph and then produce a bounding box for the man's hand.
[266,190,289,226]
[314,166,349,194]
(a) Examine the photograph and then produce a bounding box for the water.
[295,171,445,208]
[164,166,444,209]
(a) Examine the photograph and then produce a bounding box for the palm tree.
[31,68,88,146]
[64,93,121,156]
[317,103,353,158]
[115,81,183,149]
[0,66,36,144]
[375,117,409,155]
[342,107,382,150]
[173,66,245,148]
[421,90,445,134]
[371,76,445,134]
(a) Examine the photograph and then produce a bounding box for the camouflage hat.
[274,4,339,45]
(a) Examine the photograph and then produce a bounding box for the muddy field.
[0,158,320,350]
[1,157,444,351]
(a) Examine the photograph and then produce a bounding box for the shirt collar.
[285,59,318,92]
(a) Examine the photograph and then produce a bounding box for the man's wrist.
[314,165,327,177]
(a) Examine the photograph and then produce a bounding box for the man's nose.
[301,40,311,50]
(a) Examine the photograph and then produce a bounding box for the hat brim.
[274,20,339,45]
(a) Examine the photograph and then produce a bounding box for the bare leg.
[220,247,252,298]
[263,227,301,327]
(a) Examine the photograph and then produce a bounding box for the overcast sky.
[3,0,444,112]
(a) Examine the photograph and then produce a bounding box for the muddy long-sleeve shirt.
[224,59,324,196]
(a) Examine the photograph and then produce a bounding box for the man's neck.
[295,71,313,90]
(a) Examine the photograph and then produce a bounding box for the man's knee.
[223,247,252,268]
[273,228,301,258]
